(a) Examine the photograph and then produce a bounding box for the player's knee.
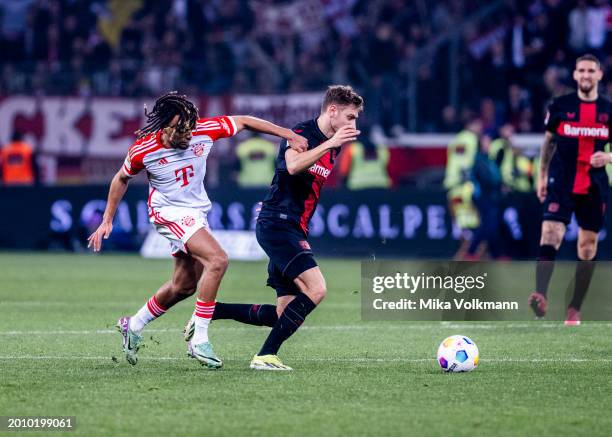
[577,241,597,260]
[308,284,327,304]
[208,251,229,275]
[541,228,563,248]
[541,230,561,248]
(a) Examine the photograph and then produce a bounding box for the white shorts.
[149,206,209,256]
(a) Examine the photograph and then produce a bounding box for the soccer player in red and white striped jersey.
[88,92,307,367]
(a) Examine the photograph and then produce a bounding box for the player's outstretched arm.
[87,169,131,252]
[232,115,308,152]
[286,125,359,175]
[537,131,556,203]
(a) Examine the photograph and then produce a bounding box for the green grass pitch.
[1,253,611,436]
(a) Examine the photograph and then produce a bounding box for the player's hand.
[287,133,308,153]
[590,151,611,168]
[330,125,360,148]
[87,221,113,252]
[537,174,547,203]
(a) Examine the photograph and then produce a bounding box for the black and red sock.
[213,303,278,327]
[568,259,596,311]
[536,244,557,297]
[258,293,316,356]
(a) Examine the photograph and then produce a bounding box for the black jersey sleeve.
[544,98,561,133]
[275,138,289,171]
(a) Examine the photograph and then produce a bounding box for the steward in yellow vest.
[444,120,483,232]
[488,125,535,193]
[236,136,276,188]
[340,139,391,190]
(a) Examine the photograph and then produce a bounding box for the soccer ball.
[437,335,479,372]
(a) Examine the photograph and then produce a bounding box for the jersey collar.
[313,118,329,142]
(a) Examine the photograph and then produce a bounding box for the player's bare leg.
[155,255,204,308]
[565,228,598,326]
[540,220,566,248]
[529,220,566,318]
[128,255,202,333]
[183,227,228,368]
[251,267,326,371]
[117,256,202,365]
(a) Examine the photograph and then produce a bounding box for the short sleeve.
[544,99,560,133]
[194,116,238,140]
[123,147,145,177]
[277,138,290,170]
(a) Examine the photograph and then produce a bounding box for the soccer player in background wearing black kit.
[529,54,612,325]
[194,85,363,370]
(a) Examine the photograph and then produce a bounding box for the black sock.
[258,293,316,356]
[569,259,596,311]
[536,245,557,297]
[213,303,278,327]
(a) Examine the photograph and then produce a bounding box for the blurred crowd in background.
[1,0,611,134]
[2,0,611,258]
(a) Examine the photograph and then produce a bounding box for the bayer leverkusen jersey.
[258,118,338,235]
[545,93,611,195]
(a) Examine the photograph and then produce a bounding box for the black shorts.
[543,183,607,232]
[255,218,318,297]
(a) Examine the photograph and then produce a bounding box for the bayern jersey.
[122,116,237,211]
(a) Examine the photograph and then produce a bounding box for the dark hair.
[322,85,364,112]
[11,130,23,142]
[576,54,601,68]
[135,91,198,138]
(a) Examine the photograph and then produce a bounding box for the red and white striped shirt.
[123,115,237,211]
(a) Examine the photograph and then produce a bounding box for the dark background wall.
[2,186,608,260]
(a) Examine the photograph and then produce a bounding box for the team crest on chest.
[192,144,205,157]
[599,113,609,123]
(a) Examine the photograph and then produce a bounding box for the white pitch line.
[0,356,610,363]
[1,323,611,336]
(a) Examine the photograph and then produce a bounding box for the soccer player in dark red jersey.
[529,54,612,325]
[186,85,363,370]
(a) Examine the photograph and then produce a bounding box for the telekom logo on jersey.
[175,165,195,187]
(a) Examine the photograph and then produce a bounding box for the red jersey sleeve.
[122,143,146,177]
[193,116,238,140]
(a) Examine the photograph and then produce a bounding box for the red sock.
[193,300,215,344]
